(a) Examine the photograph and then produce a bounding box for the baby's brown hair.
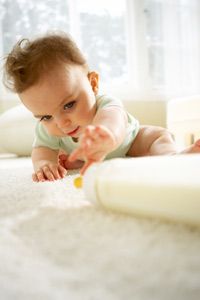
[3,31,88,93]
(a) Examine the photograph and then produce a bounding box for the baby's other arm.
[32,146,67,182]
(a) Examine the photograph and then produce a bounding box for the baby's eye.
[64,101,76,110]
[40,115,52,122]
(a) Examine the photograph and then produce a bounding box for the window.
[144,0,200,95]
[0,0,127,97]
[77,0,127,83]
[0,0,71,103]
[1,0,200,104]
[0,0,70,54]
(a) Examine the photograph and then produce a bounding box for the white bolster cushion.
[0,105,36,156]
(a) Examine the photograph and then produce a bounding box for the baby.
[4,32,200,182]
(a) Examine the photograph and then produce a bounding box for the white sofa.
[0,95,199,156]
[0,99,167,156]
[0,105,36,155]
[167,95,200,148]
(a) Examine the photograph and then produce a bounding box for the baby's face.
[20,64,98,138]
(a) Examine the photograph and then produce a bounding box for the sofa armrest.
[167,95,200,148]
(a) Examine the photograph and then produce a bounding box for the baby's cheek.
[79,105,96,126]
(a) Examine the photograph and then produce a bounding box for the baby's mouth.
[66,126,80,137]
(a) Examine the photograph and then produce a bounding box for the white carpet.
[0,157,200,300]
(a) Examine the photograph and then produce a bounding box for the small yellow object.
[73,176,83,188]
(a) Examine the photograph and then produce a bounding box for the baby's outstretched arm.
[32,146,67,182]
[69,106,128,174]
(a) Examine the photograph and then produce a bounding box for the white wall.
[123,99,167,127]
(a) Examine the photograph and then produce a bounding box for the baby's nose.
[55,115,71,129]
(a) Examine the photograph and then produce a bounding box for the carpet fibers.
[0,157,200,300]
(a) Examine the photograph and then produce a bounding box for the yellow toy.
[73,176,83,188]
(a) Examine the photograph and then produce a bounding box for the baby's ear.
[88,71,99,94]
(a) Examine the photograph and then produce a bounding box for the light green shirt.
[33,94,139,158]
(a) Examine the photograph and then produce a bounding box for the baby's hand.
[32,160,67,182]
[69,125,116,174]
[58,154,84,170]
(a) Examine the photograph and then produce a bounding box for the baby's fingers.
[32,173,39,182]
[33,165,66,182]
[32,169,48,182]
[80,160,95,175]
[84,126,102,141]
[47,165,67,180]
[41,165,56,181]
[68,148,84,162]
[58,165,67,178]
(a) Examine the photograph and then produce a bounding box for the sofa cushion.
[167,95,200,147]
[0,105,36,156]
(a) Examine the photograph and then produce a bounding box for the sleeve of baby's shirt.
[33,122,60,150]
[96,95,124,110]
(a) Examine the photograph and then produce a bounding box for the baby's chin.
[57,131,80,139]
[50,126,84,138]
